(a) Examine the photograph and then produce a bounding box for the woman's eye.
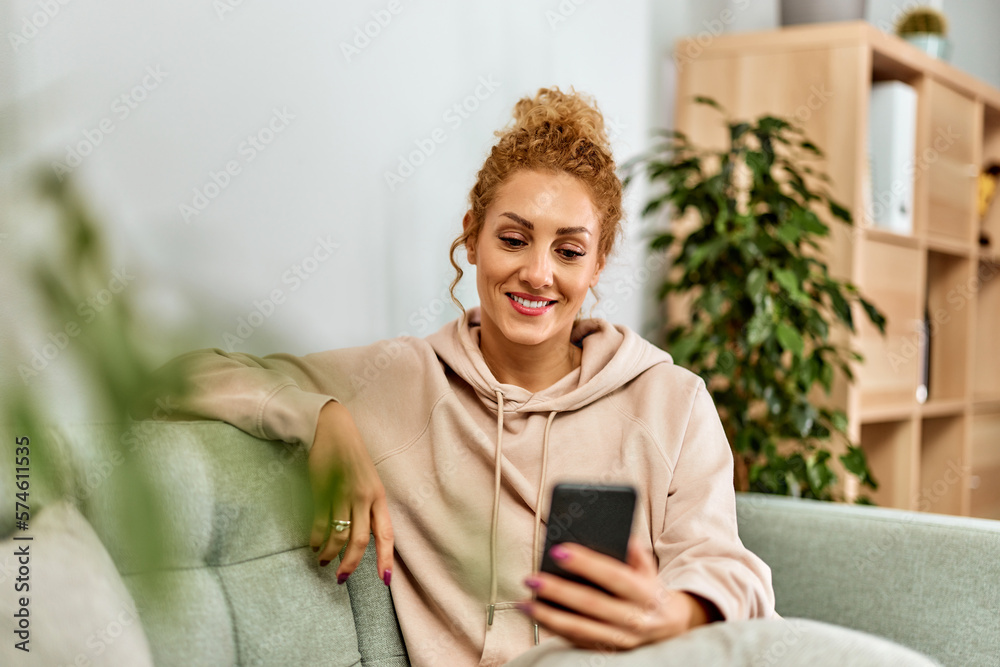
[500,236,525,248]
[558,248,584,259]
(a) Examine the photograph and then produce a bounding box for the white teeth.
[511,295,551,309]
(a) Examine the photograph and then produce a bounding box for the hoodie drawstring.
[529,410,556,645]
[487,389,505,626]
[486,388,556,647]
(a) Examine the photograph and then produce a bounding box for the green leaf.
[828,290,854,330]
[860,297,887,333]
[650,233,675,251]
[831,411,848,433]
[745,150,771,178]
[694,96,725,112]
[746,268,767,301]
[758,116,792,135]
[730,122,751,143]
[776,323,804,356]
[746,307,773,347]
[840,445,877,490]
[800,140,823,156]
[774,268,809,304]
[792,207,828,236]
[829,200,852,223]
[776,222,802,244]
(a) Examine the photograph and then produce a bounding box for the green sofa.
[2,421,997,666]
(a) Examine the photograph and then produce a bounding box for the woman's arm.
[138,346,395,583]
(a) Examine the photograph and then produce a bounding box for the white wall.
[5,0,995,418]
[1,1,659,416]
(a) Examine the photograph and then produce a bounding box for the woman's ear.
[463,211,477,265]
[589,253,606,288]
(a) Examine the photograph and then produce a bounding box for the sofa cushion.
[54,421,368,666]
[0,501,155,666]
[736,493,1000,667]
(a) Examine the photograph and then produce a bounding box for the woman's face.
[465,169,605,349]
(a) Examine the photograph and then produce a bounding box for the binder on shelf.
[917,305,930,404]
[868,81,918,235]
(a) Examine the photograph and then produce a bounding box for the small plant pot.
[780,0,867,26]
[902,33,952,61]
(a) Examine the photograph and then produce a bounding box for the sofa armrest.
[736,493,1000,667]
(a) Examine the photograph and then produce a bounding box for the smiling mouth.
[507,293,557,315]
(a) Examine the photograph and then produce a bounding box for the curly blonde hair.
[449,86,623,310]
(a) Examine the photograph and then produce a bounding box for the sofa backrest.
[49,420,409,666]
[736,492,1000,667]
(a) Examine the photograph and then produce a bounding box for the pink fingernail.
[319,560,330,567]
[550,545,570,561]
[337,572,349,585]
[524,576,542,590]
[383,569,392,587]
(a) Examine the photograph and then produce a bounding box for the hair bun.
[505,86,611,152]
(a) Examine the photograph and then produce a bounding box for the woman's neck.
[478,322,581,393]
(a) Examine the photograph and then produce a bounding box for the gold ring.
[332,520,351,533]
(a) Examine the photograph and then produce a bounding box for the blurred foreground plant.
[2,170,190,596]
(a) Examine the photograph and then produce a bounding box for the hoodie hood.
[426,306,673,413]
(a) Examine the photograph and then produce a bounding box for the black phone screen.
[539,483,637,601]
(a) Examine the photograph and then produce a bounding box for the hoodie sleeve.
[138,342,400,449]
[653,380,775,621]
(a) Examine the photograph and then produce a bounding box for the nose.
[519,247,553,290]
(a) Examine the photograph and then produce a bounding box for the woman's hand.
[309,401,394,586]
[518,536,720,650]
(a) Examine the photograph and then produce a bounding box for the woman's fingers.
[308,401,394,584]
[524,599,642,651]
[545,543,651,604]
[625,535,657,576]
[317,485,351,564]
[528,572,644,630]
[371,494,395,585]
[307,443,336,553]
[336,496,372,583]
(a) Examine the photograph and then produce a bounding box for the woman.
[163,87,774,666]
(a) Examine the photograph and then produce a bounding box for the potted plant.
[896,7,951,61]
[621,98,886,501]
[779,0,867,27]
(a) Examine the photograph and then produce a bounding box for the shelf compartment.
[979,105,1000,254]
[970,411,1000,519]
[925,235,972,257]
[925,251,973,402]
[921,399,967,418]
[861,418,917,509]
[855,238,924,408]
[861,227,920,249]
[859,404,917,422]
[920,79,979,246]
[918,415,968,515]
[973,258,1000,400]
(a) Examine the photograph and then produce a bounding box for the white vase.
[780,0,867,26]
[902,34,952,61]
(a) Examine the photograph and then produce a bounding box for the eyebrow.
[500,211,591,236]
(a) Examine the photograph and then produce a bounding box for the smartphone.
[539,483,636,607]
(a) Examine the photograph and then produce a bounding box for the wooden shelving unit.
[674,21,1000,519]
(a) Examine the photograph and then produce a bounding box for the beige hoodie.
[162,308,774,666]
